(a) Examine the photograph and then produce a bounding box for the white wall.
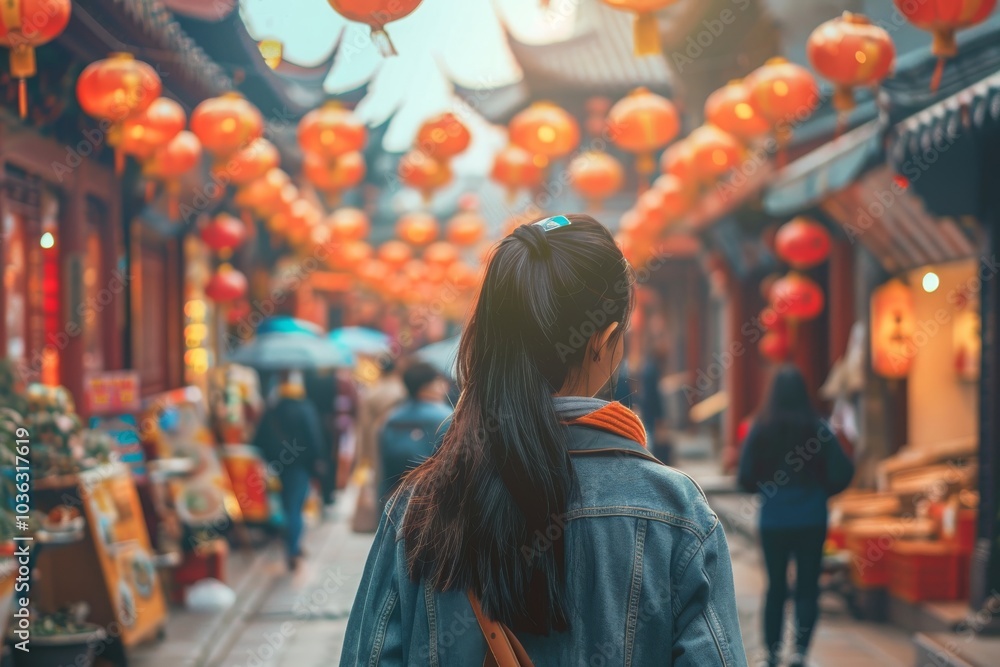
[905,260,979,450]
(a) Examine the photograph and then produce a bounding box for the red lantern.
[327,0,423,55]
[416,112,471,160]
[774,217,832,269]
[327,208,370,242]
[871,279,916,378]
[226,299,252,325]
[760,329,791,362]
[509,102,580,164]
[191,92,264,158]
[401,259,429,283]
[650,174,692,223]
[447,262,480,291]
[446,211,486,247]
[569,151,625,208]
[357,258,389,286]
[235,169,292,217]
[608,87,680,181]
[221,138,280,186]
[758,306,786,332]
[423,241,459,267]
[378,241,413,268]
[770,273,825,321]
[807,12,896,112]
[205,265,248,303]
[201,214,247,255]
[120,97,186,161]
[303,151,366,200]
[270,199,321,240]
[660,140,697,183]
[77,53,162,173]
[332,241,374,269]
[745,57,820,142]
[0,0,72,117]
[298,102,367,160]
[893,0,996,89]
[491,144,545,198]
[600,1,680,55]
[397,212,440,246]
[143,131,202,218]
[687,125,743,181]
[399,150,452,201]
[705,80,770,142]
[145,131,202,180]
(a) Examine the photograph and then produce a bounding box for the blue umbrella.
[329,327,391,356]
[257,316,325,337]
[415,336,460,379]
[229,333,354,370]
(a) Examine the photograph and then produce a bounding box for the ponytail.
[402,214,632,634]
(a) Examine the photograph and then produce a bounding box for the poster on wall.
[949,284,981,383]
[85,371,142,415]
[953,309,981,382]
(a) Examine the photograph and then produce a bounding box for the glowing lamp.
[509,101,580,162]
[568,151,625,209]
[397,212,440,246]
[298,101,367,160]
[607,87,680,180]
[870,279,915,378]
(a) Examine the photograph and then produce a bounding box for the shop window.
[1,166,59,385]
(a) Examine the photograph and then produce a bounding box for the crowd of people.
[246,214,854,667]
[250,358,459,571]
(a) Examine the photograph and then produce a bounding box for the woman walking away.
[738,365,854,667]
[253,371,324,572]
[342,214,745,666]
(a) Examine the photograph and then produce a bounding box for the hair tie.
[513,224,552,260]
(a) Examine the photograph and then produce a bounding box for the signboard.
[79,464,166,646]
[85,371,141,416]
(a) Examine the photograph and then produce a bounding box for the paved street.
[130,482,920,667]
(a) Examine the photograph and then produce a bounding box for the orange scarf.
[564,402,647,447]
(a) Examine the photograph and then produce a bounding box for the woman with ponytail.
[341,214,745,666]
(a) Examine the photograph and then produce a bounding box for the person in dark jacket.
[253,372,324,571]
[377,362,453,500]
[304,370,338,507]
[342,214,745,666]
[738,365,854,667]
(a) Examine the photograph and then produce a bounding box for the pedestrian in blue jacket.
[738,365,855,667]
[342,214,745,666]
[378,361,453,500]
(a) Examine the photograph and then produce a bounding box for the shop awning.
[762,119,884,218]
[707,216,779,279]
[885,19,1000,218]
[821,166,983,274]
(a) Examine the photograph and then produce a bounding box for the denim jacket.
[341,403,746,666]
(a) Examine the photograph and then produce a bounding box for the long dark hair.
[402,214,633,635]
[754,364,824,476]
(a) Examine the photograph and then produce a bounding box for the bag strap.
[466,591,535,667]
